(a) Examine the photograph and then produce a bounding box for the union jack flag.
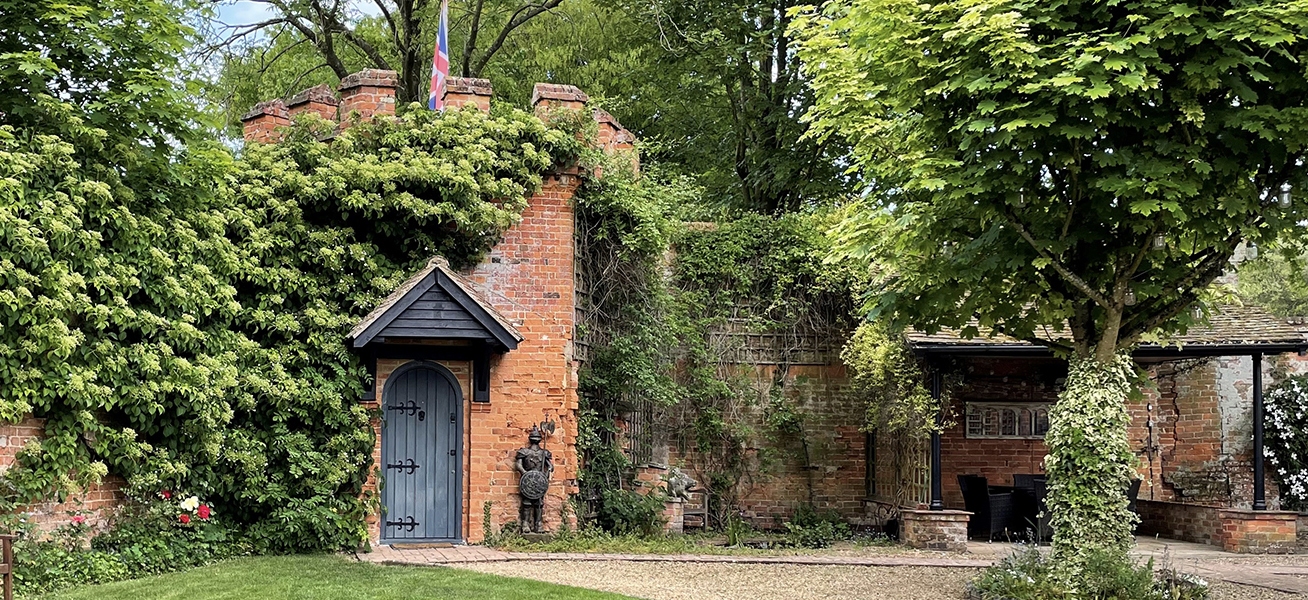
[428,0,450,111]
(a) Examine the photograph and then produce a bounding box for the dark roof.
[907,305,1308,358]
[349,257,523,350]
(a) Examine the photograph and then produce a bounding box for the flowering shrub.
[968,546,1208,600]
[5,494,247,597]
[1263,375,1308,510]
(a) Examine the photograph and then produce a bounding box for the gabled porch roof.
[348,256,523,351]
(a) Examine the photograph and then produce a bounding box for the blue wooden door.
[381,364,461,542]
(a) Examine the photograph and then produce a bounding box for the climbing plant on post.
[793,0,1308,582]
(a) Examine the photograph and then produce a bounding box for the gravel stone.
[457,560,1303,600]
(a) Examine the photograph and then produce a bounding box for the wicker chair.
[958,475,1014,540]
[1126,478,1142,514]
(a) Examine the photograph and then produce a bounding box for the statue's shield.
[520,470,549,500]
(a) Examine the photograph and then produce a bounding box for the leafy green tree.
[621,0,855,213]
[793,0,1308,581]
[1236,243,1308,317]
[204,0,859,214]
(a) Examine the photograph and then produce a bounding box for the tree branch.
[1003,211,1113,309]
[469,0,564,77]
[463,0,487,78]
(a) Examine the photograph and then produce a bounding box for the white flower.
[180,496,200,511]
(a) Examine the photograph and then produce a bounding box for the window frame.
[964,401,1052,440]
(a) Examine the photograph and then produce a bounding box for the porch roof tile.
[906,305,1308,353]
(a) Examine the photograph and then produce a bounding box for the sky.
[213,1,382,28]
[214,1,275,27]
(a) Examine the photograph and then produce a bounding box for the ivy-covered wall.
[1,68,584,551]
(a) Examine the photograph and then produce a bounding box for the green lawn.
[39,555,636,600]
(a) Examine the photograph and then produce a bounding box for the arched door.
[381,362,461,542]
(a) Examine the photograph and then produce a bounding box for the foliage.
[782,504,851,548]
[1235,242,1308,318]
[782,520,849,549]
[724,511,753,547]
[573,158,859,533]
[1043,356,1140,575]
[602,0,857,213]
[1,0,205,151]
[968,546,1208,600]
[842,322,942,440]
[9,496,247,597]
[1263,375,1308,510]
[205,0,856,213]
[792,0,1308,581]
[41,554,636,600]
[596,488,667,537]
[1,23,581,552]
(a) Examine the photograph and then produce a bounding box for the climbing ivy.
[0,97,581,551]
[1044,355,1140,577]
[571,173,862,529]
[841,322,943,442]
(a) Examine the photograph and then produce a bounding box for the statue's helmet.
[529,425,543,443]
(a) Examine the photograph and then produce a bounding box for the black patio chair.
[1031,476,1052,542]
[958,475,1014,541]
[1012,474,1041,540]
[1126,478,1142,514]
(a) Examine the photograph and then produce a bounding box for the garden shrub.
[782,504,851,548]
[596,488,666,537]
[1265,374,1308,510]
[968,546,1208,600]
[10,493,249,597]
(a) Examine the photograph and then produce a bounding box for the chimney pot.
[286,84,340,121]
[443,77,493,113]
[338,69,399,125]
[531,83,589,116]
[240,99,289,143]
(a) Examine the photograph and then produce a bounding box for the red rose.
[161,490,172,499]
[178,514,190,524]
[197,504,210,520]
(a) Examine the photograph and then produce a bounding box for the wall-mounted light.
[1153,233,1166,250]
[1124,290,1137,306]
[1279,183,1292,208]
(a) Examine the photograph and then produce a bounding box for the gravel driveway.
[457,560,1300,600]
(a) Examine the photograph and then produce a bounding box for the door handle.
[418,410,425,422]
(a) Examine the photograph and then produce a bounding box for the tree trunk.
[1044,353,1138,584]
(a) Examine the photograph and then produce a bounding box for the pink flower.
[70,515,86,526]
[178,514,190,525]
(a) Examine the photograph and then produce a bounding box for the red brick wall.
[461,172,582,542]
[360,172,583,544]
[0,418,126,535]
[669,362,871,528]
[938,358,1061,509]
[1136,499,1221,546]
